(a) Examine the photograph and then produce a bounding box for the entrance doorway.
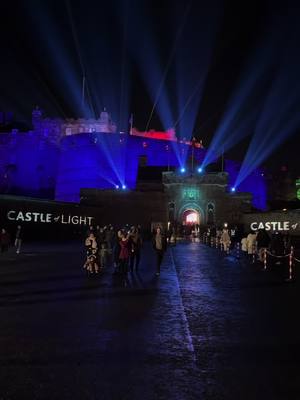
[182,209,200,225]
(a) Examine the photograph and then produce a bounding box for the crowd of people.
[240,229,292,263]
[201,224,294,263]
[83,224,167,277]
[1,222,297,274]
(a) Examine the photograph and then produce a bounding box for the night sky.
[0,0,299,171]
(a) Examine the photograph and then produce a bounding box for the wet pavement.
[0,241,300,399]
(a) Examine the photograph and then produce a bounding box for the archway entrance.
[182,209,200,225]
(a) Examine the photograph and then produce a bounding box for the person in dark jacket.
[256,228,270,262]
[0,228,10,252]
[119,232,130,274]
[129,226,143,272]
[152,226,167,276]
[270,232,285,265]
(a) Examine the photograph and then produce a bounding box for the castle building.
[0,108,267,228]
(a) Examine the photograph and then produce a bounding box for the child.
[84,250,100,275]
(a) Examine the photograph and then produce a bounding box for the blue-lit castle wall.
[0,132,59,198]
[224,159,267,210]
[56,133,184,202]
[0,130,267,210]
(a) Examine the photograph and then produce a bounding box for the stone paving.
[0,241,299,399]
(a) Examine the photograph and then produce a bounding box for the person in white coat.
[221,229,231,252]
[246,231,257,256]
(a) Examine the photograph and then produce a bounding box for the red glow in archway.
[182,209,200,225]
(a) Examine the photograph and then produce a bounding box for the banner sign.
[249,220,299,232]
[6,210,94,226]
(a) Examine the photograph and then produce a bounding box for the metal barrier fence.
[199,234,299,282]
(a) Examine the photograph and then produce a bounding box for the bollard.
[236,242,240,259]
[286,246,294,282]
[263,247,267,270]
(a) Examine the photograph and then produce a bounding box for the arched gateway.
[178,203,204,226]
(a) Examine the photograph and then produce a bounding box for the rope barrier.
[198,237,299,280]
[265,250,290,258]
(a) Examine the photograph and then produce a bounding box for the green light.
[182,187,200,200]
[296,179,300,200]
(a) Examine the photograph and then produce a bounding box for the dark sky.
[0,0,299,172]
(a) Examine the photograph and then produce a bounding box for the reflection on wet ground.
[0,241,299,399]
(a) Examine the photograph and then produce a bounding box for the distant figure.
[99,242,108,269]
[119,232,130,274]
[152,226,167,276]
[270,232,285,263]
[105,226,115,254]
[246,231,257,256]
[112,230,122,273]
[129,226,143,272]
[15,225,23,254]
[241,236,248,256]
[221,229,231,252]
[169,227,177,245]
[0,228,10,252]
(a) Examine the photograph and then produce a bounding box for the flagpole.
[81,75,86,110]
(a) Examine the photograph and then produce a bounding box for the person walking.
[119,232,130,274]
[246,231,257,258]
[152,226,167,276]
[112,230,122,273]
[221,228,231,253]
[129,226,142,272]
[14,225,23,254]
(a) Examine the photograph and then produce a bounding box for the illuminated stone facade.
[32,107,117,140]
[79,171,253,228]
[0,109,267,209]
[162,171,252,226]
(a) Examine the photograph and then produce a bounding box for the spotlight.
[180,167,186,173]
[115,185,119,189]
[122,184,127,190]
[231,187,236,192]
[197,167,203,173]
